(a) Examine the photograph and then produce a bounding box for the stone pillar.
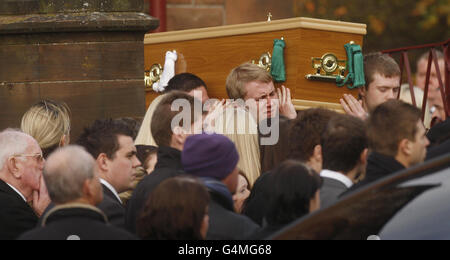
[0,0,159,139]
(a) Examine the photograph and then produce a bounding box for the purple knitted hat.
[182,134,239,180]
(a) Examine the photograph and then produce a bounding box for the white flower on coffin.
[153,51,178,92]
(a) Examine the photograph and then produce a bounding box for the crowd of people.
[0,50,448,240]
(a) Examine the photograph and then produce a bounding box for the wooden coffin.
[144,17,367,111]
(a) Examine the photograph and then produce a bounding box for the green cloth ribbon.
[271,39,286,83]
[337,43,365,89]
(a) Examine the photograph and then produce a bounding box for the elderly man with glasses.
[0,129,51,240]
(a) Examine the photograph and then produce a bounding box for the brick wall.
[144,0,295,31]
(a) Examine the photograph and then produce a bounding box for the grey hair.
[44,145,95,204]
[0,129,31,171]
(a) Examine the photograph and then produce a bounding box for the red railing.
[382,39,450,124]
[149,0,167,33]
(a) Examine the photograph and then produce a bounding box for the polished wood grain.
[144,20,365,108]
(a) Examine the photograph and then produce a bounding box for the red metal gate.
[382,39,450,125]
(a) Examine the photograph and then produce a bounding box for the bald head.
[44,145,100,205]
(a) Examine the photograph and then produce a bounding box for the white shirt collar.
[320,169,354,189]
[5,182,27,202]
[100,179,122,204]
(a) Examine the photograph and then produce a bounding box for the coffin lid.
[144,17,367,44]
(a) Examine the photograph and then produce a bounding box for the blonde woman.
[213,106,261,186]
[21,100,71,158]
[135,94,169,147]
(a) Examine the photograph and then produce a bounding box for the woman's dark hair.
[265,160,322,226]
[137,176,210,240]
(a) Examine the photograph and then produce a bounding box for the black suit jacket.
[0,180,38,240]
[97,184,125,229]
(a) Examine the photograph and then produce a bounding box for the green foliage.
[293,0,450,52]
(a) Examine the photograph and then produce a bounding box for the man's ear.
[7,157,22,179]
[82,179,101,205]
[82,179,93,200]
[313,145,322,163]
[398,138,413,157]
[358,86,366,98]
[360,148,369,166]
[96,153,109,172]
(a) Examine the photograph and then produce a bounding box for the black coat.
[97,184,125,229]
[242,171,273,226]
[39,184,127,230]
[427,118,450,146]
[125,146,185,234]
[0,180,38,240]
[427,139,450,161]
[345,152,405,194]
[204,179,260,240]
[18,204,137,240]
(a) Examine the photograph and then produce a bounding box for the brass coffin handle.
[306,53,346,82]
[252,52,272,72]
[145,63,163,89]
